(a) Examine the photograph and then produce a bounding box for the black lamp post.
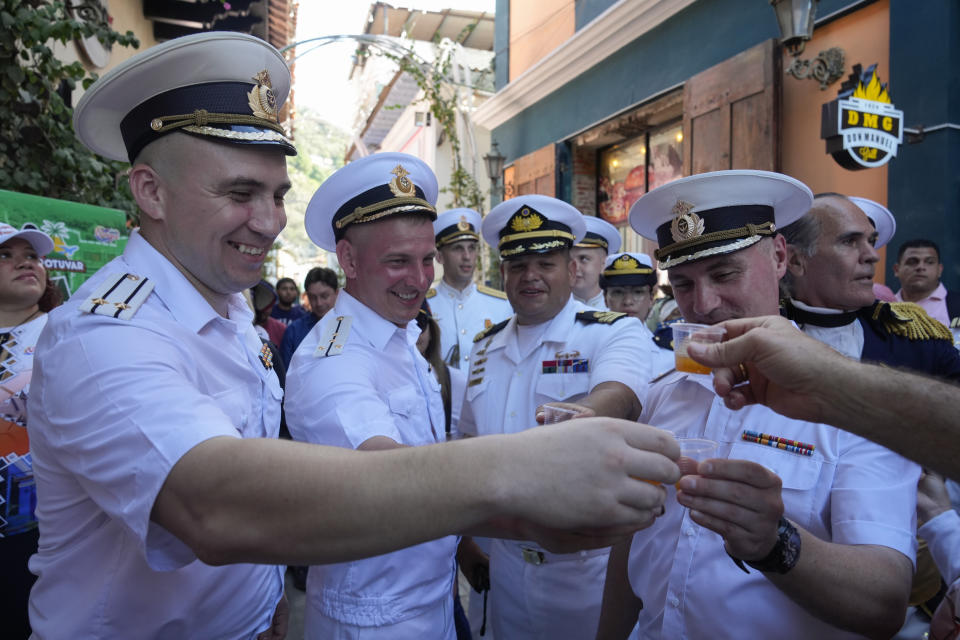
[770,0,844,90]
[483,141,506,206]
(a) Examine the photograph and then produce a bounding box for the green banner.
[0,189,128,299]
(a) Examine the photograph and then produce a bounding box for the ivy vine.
[364,33,485,212]
[0,0,140,223]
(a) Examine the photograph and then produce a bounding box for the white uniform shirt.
[791,298,865,360]
[575,290,608,310]
[628,371,919,639]
[284,290,459,631]
[429,280,512,369]
[459,297,652,438]
[27,231,284,640]
[459,297,652,639]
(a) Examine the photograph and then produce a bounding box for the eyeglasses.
[606,287,652,301]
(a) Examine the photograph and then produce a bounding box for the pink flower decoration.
[223,2,231,9]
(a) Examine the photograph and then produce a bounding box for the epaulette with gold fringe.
[473,317,509,342]
[576,310,628,325]
[477,284,508,300]
[872,302,953,342]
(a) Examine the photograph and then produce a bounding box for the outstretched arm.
[686,315,960,479]
[152,417,681,566]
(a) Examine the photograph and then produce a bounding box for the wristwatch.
[729,517,801,574]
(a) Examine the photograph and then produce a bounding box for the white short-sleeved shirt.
[459,297,653,439]
[27,231,284,639]
[428,280,512,369]
[627,371,920,639]
[284,290,458,631]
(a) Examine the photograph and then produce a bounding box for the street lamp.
[483,141,506,205]
[770,0,844,90]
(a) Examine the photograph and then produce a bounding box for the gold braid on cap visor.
[437,230,480,247]
[602,266,654,276]
[335,197,437,230]
[498,229,575,248]
[150,108,290,140]
[575,238,609,249]
[654,221,777,269]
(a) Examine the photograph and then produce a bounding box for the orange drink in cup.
[671,323,726,374]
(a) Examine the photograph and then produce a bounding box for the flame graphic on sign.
[852,70,891,104]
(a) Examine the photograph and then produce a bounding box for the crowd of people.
[6,30,960,640]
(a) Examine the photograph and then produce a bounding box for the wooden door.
[682,39,781,174]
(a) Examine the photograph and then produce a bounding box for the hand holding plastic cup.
[541,404,580,424]
[672,323,727,374]
[676,437,719,479]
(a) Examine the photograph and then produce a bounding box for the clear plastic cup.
[542,404,579,424]
[672,323,726,374]
[676,437,719,479]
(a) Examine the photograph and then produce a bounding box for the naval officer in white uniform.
[428,208,512,368]
[285,153,459,639]
[572,215,621,310]
[459,194,653,640]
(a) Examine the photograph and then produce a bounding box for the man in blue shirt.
[280,267,339,367]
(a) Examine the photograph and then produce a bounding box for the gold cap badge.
[510,207,543,233]
[670,199,705,243]
[389,164,416,197]
[247,70,279,123]
[457,215,470,231]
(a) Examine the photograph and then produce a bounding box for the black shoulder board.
[474,317,510,342]
[576,310,628,325]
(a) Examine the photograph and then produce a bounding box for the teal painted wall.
[887,0,960,290]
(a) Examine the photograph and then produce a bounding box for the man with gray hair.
[780,193,960,379]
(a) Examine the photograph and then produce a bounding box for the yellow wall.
[509,0,575,81]
[781,0,890,276]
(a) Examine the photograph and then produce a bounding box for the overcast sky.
[293,0,495,130]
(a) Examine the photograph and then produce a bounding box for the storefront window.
[598,122,683,226]
[598,122,683,254]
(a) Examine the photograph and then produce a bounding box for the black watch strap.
[728,517,801,574]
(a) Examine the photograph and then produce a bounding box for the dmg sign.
[821,64,903,171]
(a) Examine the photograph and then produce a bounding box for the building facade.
[474,0,960,288]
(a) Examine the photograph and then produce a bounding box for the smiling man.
[459,194,655,640]
[284,152,463,639]
[780,194,960,379]
[28,32,682,640]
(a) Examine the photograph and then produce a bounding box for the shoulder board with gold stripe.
[474,317,510,342]
[576,310,628,325]
[477,284,508,300]
[871,302,953,342]
[80,273,154,321]
[314,315,352,358]
[426,288,437,299]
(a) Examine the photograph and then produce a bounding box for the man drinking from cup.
[596,170,918,640]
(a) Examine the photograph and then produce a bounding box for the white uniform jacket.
[428,280,512,369]
[627,369,920,639]
[285,290,458,634]
[27,231,284,640]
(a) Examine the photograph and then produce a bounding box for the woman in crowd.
[0,223,58,639]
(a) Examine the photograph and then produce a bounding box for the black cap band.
[654,205,775,266]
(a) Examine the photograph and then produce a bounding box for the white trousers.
[489,539,609,640]
[304,594,454,640]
